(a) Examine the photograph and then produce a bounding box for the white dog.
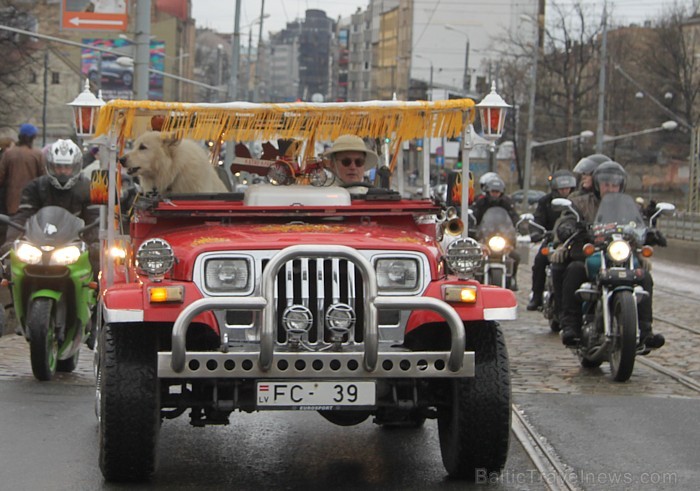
[119,132,228,195]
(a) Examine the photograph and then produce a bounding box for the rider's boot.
[639,322,665,349]
[560,313,581,346]
[526,293,542,311]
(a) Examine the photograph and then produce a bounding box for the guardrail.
[658,212,700,242]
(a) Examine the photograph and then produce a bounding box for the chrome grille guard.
[168,245,469,377]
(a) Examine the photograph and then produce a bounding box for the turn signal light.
[582,243,595,256]
[541,246,550,256]
[444,285,478,303]
[640,246,654,258]
[149,286,184,303]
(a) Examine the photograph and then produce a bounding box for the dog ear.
[161,133,182,154]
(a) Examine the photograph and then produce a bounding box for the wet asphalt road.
[0,254,699,489]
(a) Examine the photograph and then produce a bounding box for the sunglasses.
[339,158,366,167]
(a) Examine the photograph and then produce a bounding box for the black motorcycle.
[523,217,560,332]
[556,194,674,382]
[475,207,517,289]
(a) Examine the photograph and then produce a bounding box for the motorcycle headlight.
[607,240,631,262]
[15,242,42,265]
[50,245,82,265]
[136,238,175,278]
[446,238,482,277]
[204,258,250,292]
[488,235,507,253]
[376,258,418,292]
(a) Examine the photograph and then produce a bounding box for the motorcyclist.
[5,139,99,274]
[471,174,520,290]
[554,161,666,348]
[569,153,609,198]
[526,169,577,311]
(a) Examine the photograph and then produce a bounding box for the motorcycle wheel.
[99,324,160,482]
[27,298,57,381]
[609,291,637,382]
[57,350,79,373]
[437,323,511,478]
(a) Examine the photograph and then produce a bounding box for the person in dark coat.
[526,169,577,311]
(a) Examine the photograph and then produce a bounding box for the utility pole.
[521,0,545,210]
[133,0,152,100]
[224,0,242,176]
[595,4,608,153]
[253,0,266,102]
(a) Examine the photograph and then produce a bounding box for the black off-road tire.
[438,323,511,479]
[27,298,57,381]
[99,324,160,482]
[609,291,637,382]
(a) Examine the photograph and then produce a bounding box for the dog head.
[119,131,182,180]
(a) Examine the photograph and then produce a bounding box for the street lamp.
[531,130,594,148]
[444,24,470,93]
[603,120,678,143]
[461,82,511,232]
[67,79,105,139]
[415,54,435,198]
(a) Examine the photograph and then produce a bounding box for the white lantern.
[67,79,105,138]
[476,82,511,141]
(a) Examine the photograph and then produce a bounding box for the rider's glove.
[530,231,543,243]
[646,229,668,247]
[550,244,568,263]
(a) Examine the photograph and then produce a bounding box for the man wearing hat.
[0,124,46,222]
[324,134,378,185]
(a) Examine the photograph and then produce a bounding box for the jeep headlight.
[607,240,631,262]
[204,258,250,292]
[50,245,82,265]
[15,242,42,264]
[446,238,482,277]
[487,235,507,253]
[376,258,418,291]
[136,238,175,277]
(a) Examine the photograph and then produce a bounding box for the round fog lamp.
[282,305,313,334]
[326,303,355,334]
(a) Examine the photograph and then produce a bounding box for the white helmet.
[479,171,498,193]
[46,139,82,190]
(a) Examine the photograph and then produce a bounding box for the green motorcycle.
[1,206,98,381]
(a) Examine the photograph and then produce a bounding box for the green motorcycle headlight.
[51,246,82,265]
[15,242,42,264]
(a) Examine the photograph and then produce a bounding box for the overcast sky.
[191,0,686,40]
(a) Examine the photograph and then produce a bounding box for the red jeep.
[92,99,516,482]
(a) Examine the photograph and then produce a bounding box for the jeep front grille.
[268,258,365,345]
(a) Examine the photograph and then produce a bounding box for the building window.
[364,62,369,70]
[29,71,37,84]
[51,71,60,84]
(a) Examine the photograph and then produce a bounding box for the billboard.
[81,38,165,101]
[62,1,128,31]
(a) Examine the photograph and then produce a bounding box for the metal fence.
[658,212,700,242]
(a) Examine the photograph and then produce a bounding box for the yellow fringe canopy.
[94,99,476,144]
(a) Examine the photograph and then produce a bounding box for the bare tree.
[0,2,45,131]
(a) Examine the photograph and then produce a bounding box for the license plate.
[256,381,375,409]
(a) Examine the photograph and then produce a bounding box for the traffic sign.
[62,0,128,32]
[436,156,445,166]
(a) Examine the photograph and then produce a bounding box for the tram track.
[511,405,581,491]
[654,285,700,305]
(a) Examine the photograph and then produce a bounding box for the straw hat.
[324,134,378,166]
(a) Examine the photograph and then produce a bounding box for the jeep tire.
[437,323,511,479]
[99,324,160,481]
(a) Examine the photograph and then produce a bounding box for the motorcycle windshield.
[24,206,85,246]
[477,207,516,244]
[592,193,646,243]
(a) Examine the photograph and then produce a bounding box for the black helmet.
[587,153,611,165]
[549,169,577,191]
[592,161,627,196]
